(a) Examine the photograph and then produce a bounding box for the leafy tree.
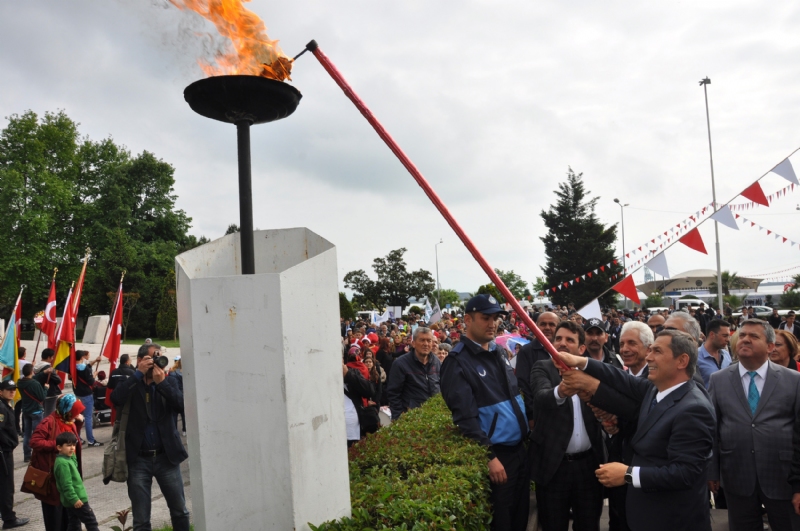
[708,271,749,296]
[408,305,424,317]
[156,269,178,340]
[781,291,800,309]
[0,110,205,335]
[540,169,622,307]
[476,284,504,303]
[225,224,239,234]
[494,269,529,300]
[343,248,435,308]
[643,292,664,309]
[430,288,462,309]
[724,294,743,309]
[339,292,356,320]
[532,277,548,294]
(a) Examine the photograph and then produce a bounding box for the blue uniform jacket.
[440,339,528,457]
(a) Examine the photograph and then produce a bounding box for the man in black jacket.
[558,330,716,531]
[386,326,441,420]
[441,295,529,531]
[515,311,559,430]
[33,348,62,417]
[529,320,607,531]
[107,354,135,425]
[0,380,29,528]
[110,343,190,531]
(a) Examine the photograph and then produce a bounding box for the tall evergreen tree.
[540,168,623,308]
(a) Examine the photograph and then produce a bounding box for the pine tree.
[540,168,623,308]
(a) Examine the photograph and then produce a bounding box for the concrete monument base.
[82,315,109,344]
[175,228,351,531]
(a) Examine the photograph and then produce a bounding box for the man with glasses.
[110,343,190,531]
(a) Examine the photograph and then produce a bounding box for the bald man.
[516,312,559,429]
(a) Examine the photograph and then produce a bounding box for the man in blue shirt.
[696,319,731,388]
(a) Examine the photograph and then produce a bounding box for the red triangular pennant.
[679,227,708,254]
[587,272,592,278]
[741,181,769,207]
[612,275,641,305]
[784,237,788,243]
[600,266,605,272]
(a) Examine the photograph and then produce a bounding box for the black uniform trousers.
[536,452,603,531]
[491,442,530,531]
[0,450,15,523]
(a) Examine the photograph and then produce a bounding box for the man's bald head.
[647,313,666,334]
[537,312,560,342]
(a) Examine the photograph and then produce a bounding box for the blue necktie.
[747,371,760,416]
[648,396,658,413]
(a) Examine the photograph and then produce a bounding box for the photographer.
[110,343,190,531]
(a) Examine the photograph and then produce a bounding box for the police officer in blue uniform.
[440,295,529,531]
[0,380,29,528]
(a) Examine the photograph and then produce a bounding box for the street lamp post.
[700,77,724,314]
[435,239,443,306]
[614,198,629,309]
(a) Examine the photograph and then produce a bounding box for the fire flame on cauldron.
[169,0,292,81]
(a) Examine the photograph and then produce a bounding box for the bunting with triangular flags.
[679,228,708,254]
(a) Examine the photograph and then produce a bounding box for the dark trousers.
[490,443,530,531]
[41,502,68,531]
[0,451,15,523]
[726,479,800,531]
[66,503,99,531]
[607,485,629,531]
[536,453,603,531]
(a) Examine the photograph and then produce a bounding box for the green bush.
[310,395,492,530]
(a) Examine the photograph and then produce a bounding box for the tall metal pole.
[614,198,629,309]
[700,77,724,313]
[236,121,255,275]
[435,239,443,305]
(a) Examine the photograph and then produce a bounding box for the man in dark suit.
[779,311,800,342]
[515,311,559,430]
[529,320,606,531]
[110,343,190,531]
[708,319,800,530]
[558,330,716,531]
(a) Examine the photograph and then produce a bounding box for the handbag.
[20,418,57,496]
[102,397,131,484]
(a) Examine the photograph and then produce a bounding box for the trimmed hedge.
[310,395,492,530]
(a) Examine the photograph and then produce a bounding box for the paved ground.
[10,423,193,530]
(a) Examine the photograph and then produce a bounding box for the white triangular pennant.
[772,158,799,185]
[576,298,603,321]
[710,205,739,230]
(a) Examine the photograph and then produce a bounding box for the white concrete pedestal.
[175,228,351,531]
[82,315,109,344]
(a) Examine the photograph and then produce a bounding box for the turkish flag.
[103,284,124,371]
[612,275,641,305]
[41,279,58,350]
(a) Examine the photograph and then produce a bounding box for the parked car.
[731,305,793,318]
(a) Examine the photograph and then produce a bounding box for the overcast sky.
[3,0,800,298]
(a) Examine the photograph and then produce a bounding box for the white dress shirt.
[629,364,647,378]
[554,386,592,454]
[738,359,768,398]
[631,381,689,488]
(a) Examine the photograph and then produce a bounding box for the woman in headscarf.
[29,394,85,531]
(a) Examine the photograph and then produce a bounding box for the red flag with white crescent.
[104,283,124,423]
[42,279,58,350]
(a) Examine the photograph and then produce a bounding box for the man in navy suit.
[557,330,716,531]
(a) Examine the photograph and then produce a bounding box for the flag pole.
[96,271,125,370]
[31,268,58,364]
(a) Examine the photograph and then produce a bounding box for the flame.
[169,0,292,81]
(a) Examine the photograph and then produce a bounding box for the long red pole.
[307,41,570,372]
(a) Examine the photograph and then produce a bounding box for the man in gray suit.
[708,319,800,530]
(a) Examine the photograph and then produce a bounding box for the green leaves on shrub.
[310,395,492,530]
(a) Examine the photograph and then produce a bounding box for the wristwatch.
[624,466,633,485]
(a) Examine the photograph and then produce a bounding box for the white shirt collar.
[656,380,688,402]
[738,359,769,380]
[630,364,647,377]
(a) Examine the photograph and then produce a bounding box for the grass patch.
[122,338,180,349]
[309,394,492,530]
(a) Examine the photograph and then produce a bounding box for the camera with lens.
[153,355,170,369]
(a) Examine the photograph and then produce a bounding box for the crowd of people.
[0,342,189,531]
[342,296,800,531]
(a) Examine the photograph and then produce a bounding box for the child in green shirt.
[53,431,99,531]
